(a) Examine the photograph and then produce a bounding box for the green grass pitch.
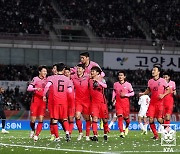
[0,130,179,154]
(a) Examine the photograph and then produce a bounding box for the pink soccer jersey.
[71,74,90,102]
[71,61,105,77]
[148,77,168,103]
[112,81,134,104]
[164,80,176,105]
[47,74,72,105]
[30,76,47,97]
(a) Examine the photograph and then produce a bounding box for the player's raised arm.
[96,78,107,88]
[43,81,52,101]
[125,83,134,97]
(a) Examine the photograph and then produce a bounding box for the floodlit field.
[0,130,179,154]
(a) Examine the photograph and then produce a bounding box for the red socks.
[92,121,98,136]
[35,122,43,136]
[103,122,109,134]
[86,120,91,136]
[69,121,74,135]
[118,117,123,132]
[76,119,82,133]
[150,123,158,137]
[124,118,130,128]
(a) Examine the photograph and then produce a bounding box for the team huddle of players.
[27,52,176,142]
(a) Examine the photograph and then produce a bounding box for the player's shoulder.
[125,81,132,86]
[114,81,119,86]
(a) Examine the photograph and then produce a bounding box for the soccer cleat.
[2,129,9,134]
[103,135,108,141]
[29,131,34,138]
[66,134,70,142]
[120,132,125,138]
[77,133,83,141]
[90,136,98,141]
[54,137,60,142]
[86,136,90,141]
[33,135,38,142]
[124,128,129,136]
[151,136,159,140]
[49,135,55,141]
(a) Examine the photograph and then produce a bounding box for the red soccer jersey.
[163,80,176,105]
[89,78,106,104]
[71,74,90,102]
[30,76,47,98]
[113,81,134,104]
[148,77,168,104]
[48,74,72,105]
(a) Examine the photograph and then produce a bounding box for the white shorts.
[138,109,148,117]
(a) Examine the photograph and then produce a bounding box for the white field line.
[0,143,106,153]
[0,143,180,153]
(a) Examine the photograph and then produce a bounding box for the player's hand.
[43,96,47,102]
[36,88,42,91]
[139,92,144,97]
[159,94,164,99]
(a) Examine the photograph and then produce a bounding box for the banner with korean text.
[103,52,180,71]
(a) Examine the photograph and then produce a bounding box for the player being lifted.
[43,63,72,142]
[163,72,176,125]
[138,89,150,135]
[112,70,134,138]
[71,64,91,141]
[64,66,75,137]
[27,65,47,141]
[71,52,105,77]
[139,65,170,140]
[89,66,109,141]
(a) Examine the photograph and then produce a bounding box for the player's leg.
[143,116,148,135]
[123,106,130,136]
[83,114,91,141]
[75,103,84,140]
[116,105,124,138]
[90,104,99,141]
[29,101,37,138]
[138,116,145,133]
[1,110,9,134]
[34,102,46,141]
[102,118,109,141]
[108,113,117,129]
[34,115,44,140]
[83,102,91,141]
[68,116,74,136]
[149,117,158,139]
[52,119,60,142]
[91,116,98,141]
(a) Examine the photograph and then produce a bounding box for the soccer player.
[112,70,134,138]
[64,66,75,136]
[139,65,170,140]
[46,64,58,141]
[71,64,91,141]
[71,52,105,77]
[43,63,72,142]
[89,66,109,141]
[0,87,9,134]
[138,89,150,135]
[163,72,176,125]
[27,65,47,141]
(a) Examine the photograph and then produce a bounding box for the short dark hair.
[56,63,65,72]
[65,66,71,71]
[118,70,126,76]
[80,52,89,57]
[91,66,101,74]
[53,63,58,68]
[153,64,162,72]
[77,64,85,69]
[163,72,171,77]
[38,65,47,72]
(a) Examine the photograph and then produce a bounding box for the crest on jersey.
[161,124,176,146]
